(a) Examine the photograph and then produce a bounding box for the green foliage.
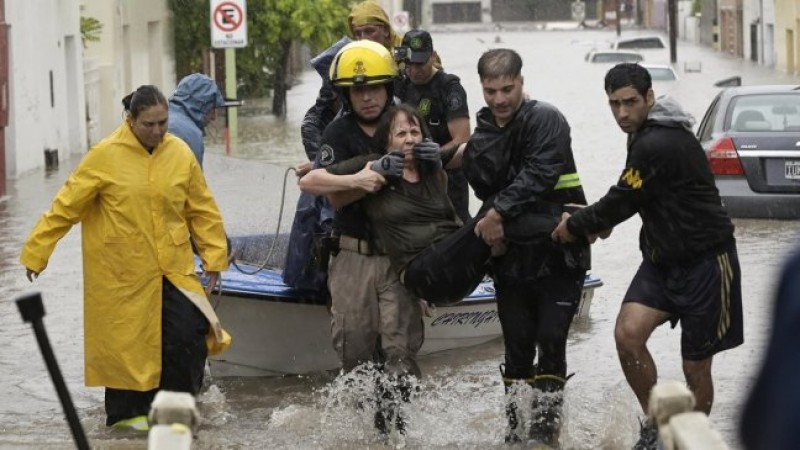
[167,0,211,79]
[80,16,103,48]
[242,0,351,97]
[168,0,352,99]
[691,0,701,16]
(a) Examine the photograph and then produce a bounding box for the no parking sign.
[392,11,410,33]
[210,0,248,48]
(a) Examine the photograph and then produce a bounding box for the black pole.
[668,0,678,63]
[16,293,90,450]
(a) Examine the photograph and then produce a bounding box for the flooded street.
[2,27,799,449]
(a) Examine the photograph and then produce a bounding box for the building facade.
[4,0,86,180]
[81,0,175,145]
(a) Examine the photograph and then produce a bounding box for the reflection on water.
[1,27,799,449]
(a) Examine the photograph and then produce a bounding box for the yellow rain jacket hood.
[20,122,230,391]
[347,0,403,49]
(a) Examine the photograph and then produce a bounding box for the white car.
[584,49,644,64]
[611,35,666,50]
[642,63,678,81]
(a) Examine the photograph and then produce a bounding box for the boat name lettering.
[430,310,499,328]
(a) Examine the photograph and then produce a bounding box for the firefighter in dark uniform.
[463,48,590,446]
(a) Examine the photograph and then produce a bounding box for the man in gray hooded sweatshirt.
[552,63,743,450]
[168,73,225,167]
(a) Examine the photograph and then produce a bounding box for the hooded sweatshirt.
[567,96,735,266]
[168,74,225,167]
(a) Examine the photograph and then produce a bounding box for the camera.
[392,46,411,63]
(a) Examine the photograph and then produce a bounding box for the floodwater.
[2,27,799,449]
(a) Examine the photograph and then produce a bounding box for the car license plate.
[786,161,800,180]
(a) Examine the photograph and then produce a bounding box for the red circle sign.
[214,2,243,32]
[393,14,408,28]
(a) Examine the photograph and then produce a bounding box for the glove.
[413,139,442,170]
[369,151,404,178]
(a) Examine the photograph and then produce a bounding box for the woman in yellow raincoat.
[20,85,230,430]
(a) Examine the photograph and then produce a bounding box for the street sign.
[392,11,410,34]
[210,0,247,48]
[571,1,586,22]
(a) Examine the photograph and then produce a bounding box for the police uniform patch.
[319,144,335,166]
[447,92,463,111]
[418,98,431,117]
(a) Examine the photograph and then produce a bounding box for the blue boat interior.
[198,234,602,306]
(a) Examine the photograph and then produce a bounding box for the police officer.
[298,41,423,439]
[394,30,472,223]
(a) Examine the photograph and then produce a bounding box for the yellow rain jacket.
[20,122,229,391]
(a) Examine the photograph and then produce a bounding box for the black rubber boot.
[501,364,532,443]
[374,375,412,437]
[528,374,567,447]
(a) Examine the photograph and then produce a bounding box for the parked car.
[695,85,800,219]
[642,63,678,81]
[584,49,644,63]
[611,35,666,50]
[642,63,679,97]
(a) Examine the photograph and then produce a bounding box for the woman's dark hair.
[373,104,431,154]
[121,85,167,119]
[604,63,652,97]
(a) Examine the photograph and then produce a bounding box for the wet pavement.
[1,27,799,449]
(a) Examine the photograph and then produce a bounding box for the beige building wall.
[774,0,800,73]
[81,0,175,144]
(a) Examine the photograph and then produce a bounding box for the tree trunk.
[271,38,292,118]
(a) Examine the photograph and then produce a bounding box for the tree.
[167,0,211,78]
[168,0,351,116]
[248,0,351,116]
[80,16,103,49]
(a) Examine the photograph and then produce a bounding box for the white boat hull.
[206,264,602,377]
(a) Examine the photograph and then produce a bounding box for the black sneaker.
[633,419,659,450]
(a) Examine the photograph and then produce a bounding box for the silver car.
[696,85,800,219]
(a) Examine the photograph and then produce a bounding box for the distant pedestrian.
[168,73,225,167]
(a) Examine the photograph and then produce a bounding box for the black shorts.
[623,241,743,361]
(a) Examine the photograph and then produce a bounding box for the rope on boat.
[208,165,296,308]
[230,166,296,275]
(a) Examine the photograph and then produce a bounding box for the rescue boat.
[201,235,603,377]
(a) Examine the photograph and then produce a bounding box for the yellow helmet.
[329,40,396,87]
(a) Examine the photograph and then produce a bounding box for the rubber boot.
[528,374,567,447]
[374,374,412,437]
[501,364,533,443]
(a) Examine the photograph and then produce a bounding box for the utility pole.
[668,0,678,63]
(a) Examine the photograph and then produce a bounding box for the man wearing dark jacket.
[552,63,743,450]
[463,48,590,446]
